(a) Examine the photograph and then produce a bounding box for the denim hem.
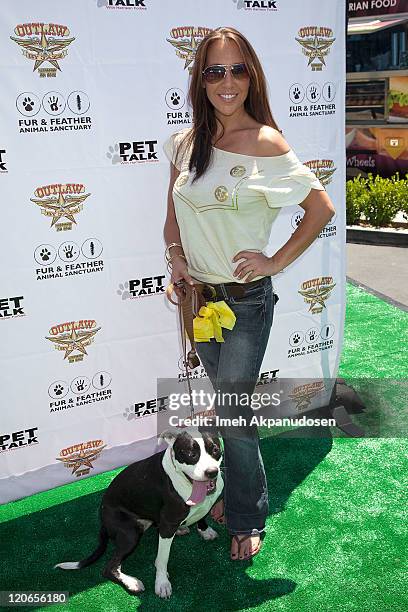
[225,510,268,534]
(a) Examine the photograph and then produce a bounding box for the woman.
[163,26,335,561]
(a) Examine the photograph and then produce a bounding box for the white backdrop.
[0,0,345,503]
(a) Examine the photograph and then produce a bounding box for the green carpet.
[0,283,407,611]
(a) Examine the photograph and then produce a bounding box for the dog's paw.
[155,575,172,599]
[121,573,145,595]
[176,525,190,536]
[197,525,218,541]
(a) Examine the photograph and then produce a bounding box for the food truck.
[346,0,408,177]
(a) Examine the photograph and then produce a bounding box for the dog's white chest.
[182,476,224,527]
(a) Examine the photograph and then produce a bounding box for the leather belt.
[207,276,267,299]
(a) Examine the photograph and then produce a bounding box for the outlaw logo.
[46,319,101,363]
[298,277,336,314]
[57,439,106,477]
[10,23,75,77]
[167,26,212,74]
[30,183,91,231]
[288,381,325,412]
[295,27,335,72]
[304,159,336,187]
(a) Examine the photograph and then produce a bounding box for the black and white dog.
[55,427,223,599]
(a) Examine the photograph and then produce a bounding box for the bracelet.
[165,242,183,262]
[166,254,187,272]
[166,253,187,273]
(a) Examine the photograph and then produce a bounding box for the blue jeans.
[195,276,275,534]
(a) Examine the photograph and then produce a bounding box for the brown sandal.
[230,533,262,561]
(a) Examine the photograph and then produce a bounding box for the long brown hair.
[174,26,281,184]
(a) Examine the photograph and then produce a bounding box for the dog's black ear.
[198,416,218,433]
[157,428,179,447]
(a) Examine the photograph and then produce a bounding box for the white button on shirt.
[163,128,325,285]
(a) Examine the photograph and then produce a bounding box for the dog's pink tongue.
[186,480,208,506]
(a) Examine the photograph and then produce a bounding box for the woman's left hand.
[232,251,281,281]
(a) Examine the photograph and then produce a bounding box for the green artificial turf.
[0,282,407,611]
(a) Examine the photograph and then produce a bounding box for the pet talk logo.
[298,277,336,314]
[124,396,168,420]
[10,23,75,78]
[0,296,25,320]
[57,440,106,477]
[107,140,158,164]
[30,183,91,231]
[233,0,278,10]
[0,427,38,453]
[0,149,7,172]
[117,275,166,299]
[296,27,336,72]
[288,324,335,359]
[45,319,101,363]
[255,369,279,387]
[97,0,147,7]
[288,381,325,413]
[167,26,212,75]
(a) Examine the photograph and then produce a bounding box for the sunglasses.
[202,63,249,84]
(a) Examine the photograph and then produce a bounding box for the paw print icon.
[123,406,136,421]
[289,84,305,104]
[16,92,40,117]
[289,331,305,347]
[48,380,69,399]
[165,87,185,110]
[34,244,57,265]
[117,281,131,301]
[291,211,304,229]
[106,144,121,165]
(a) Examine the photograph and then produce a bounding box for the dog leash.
[166,281,206,418]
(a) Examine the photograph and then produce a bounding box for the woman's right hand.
[170,255,195,299]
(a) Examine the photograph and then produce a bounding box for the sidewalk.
[346,243,408,309]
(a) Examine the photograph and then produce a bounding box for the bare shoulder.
[256,125,291,157]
